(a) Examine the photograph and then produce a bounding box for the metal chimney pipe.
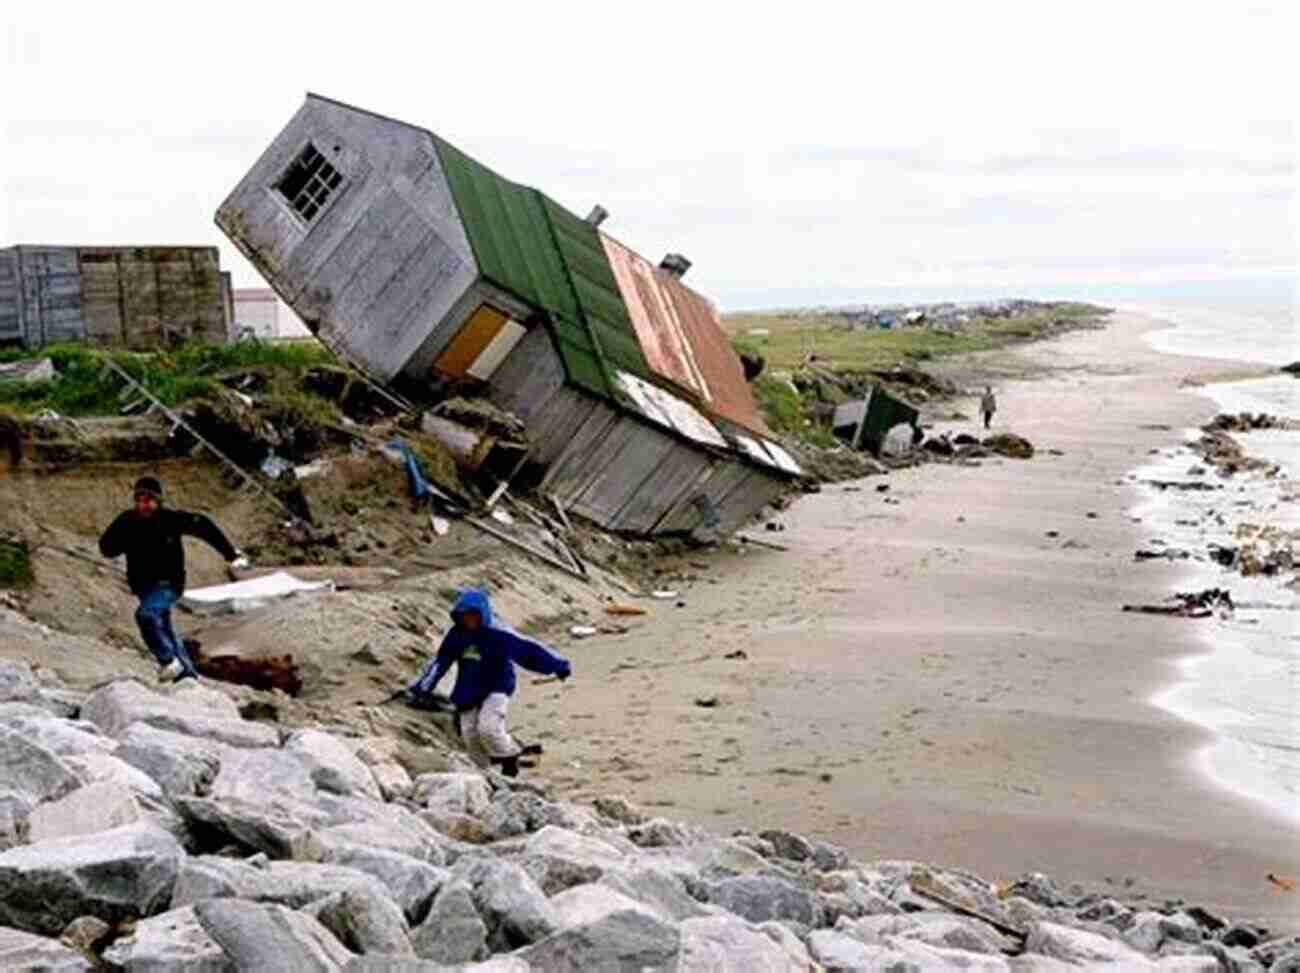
[585,205,609,227]
[659,253,691,278]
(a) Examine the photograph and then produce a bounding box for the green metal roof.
[431,136,653,408]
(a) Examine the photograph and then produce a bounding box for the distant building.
[0,246,232,348]
[216,93,800,536]
[232,288,312,341]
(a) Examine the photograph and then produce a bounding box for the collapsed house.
[832,389,921,454]
[0,246,233,348]
[216,94,801,536]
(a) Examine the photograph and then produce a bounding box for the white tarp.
[615,371,729,449]
[181,571,333,613]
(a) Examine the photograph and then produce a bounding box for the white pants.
[458,692,520,761]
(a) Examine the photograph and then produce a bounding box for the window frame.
[272,140,346,228]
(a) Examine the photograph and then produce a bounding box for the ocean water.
[1131,295,1300,825]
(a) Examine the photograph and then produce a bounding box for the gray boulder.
[101,904,233,971]
[26,780,142,842]
[308,842,447,923]
[0,726,82,806]
[172,856,395,913]
[705,874,823,927]
[811,927,1014,970]
[1,790,33,850]
[346,737,414,802]
[0,925,93,972]
[176,796,320,858]
[592,794,647,825]
[412,772,491,816]
[410,878,488,965]
[516,893,680,972]
[82,681,277,748]
[841,912,1013,954]
[757,921,815,968]
[1026,920,1156,966]
[114,723,225,798]
[0,820,184,935]
[306,888,413,956]
[677,914,803,971]
[287,730,383,801]
[309,804,448,863]
[61,750,167,804]
[207,746,317,805]
[193,899,353,970]
[0,660,41,703]
[520,825,626,894]
[600,866,712,922]
[452,856,558,950]
[0,716,114,758]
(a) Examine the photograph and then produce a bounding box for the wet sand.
[537,310,1300,932]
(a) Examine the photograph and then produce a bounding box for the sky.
[2,2,1296,311]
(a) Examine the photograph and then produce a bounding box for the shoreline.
[539,308,1300,932]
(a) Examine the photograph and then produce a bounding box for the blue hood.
[450,588,494,628]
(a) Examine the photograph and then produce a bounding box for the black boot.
[490,755,520,778]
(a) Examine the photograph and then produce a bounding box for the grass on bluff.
[725,303,1103,373]
[0,341,337,417]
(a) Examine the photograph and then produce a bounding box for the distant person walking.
[980,386,997,430]
[408,588,571,777]
[99,476,248,682]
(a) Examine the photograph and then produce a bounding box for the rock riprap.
[0,660,1291,971]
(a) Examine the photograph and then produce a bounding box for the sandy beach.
[535,309,1300,932]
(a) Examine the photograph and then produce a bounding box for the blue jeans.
[134,584,196,676]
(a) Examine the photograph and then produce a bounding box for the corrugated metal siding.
[663,272,772,437]
[601,233,709,400]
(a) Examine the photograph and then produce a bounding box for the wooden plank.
[610,443,714,534]
[467,319,526,380]
[715,470,787,535]
[655,460,752,533]
[541,405,621,505]
[435,304,508,378]
[525,388,599,466]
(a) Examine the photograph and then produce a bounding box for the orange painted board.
[435,305,508,378]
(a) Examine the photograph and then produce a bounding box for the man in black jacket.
[99,476,248,681]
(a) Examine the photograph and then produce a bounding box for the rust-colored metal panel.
[434,304,508,377]
[663,274,771,437]
[599,232,770,437]
[600,234,708,400]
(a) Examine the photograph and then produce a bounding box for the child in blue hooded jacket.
[408,588,571,776]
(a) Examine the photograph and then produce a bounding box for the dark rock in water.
[982,433,1034,459]
[1281,361,1300,376]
